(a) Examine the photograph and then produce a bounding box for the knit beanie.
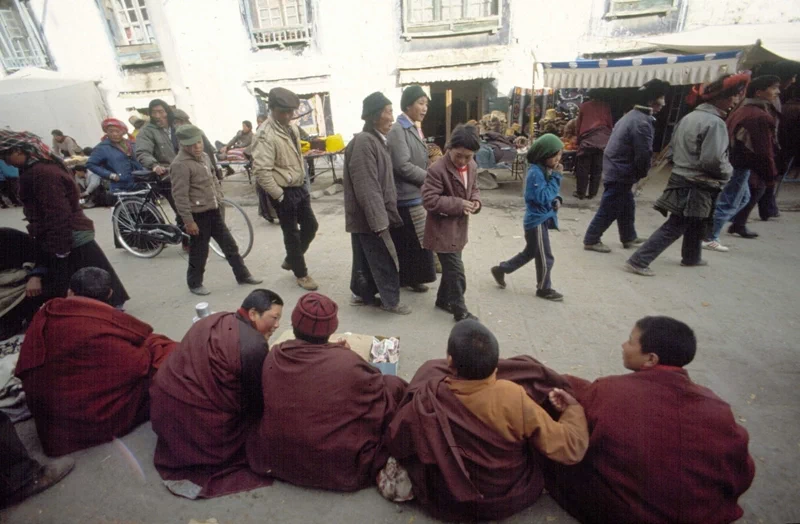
[526,133,564,165]
[291,292,339,340]
[401,85,428,111]
[361,92,392,120]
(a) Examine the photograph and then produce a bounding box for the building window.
[98,0,161,67]
[244,0,312,48]
[606,0,675,18]
[404,0,501,38]
[0,0,49,72]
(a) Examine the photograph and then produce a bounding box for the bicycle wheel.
[212,199,254,259]
[112,198,167,258]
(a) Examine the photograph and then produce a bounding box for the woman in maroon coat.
[422,124,482,322]
[0,130,128,306]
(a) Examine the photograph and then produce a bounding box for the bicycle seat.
[132,170,159,183]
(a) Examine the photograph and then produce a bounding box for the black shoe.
[454,311,478,322]
[435,301,454,314]
[680,260,708,267]
[408,283,429,293]
[572,191,584,200]
[728,225,759,239]
[238,275,263,285]
[490,266,506,289]
[536,289,564,302]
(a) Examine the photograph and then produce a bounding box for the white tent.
[637,23,800,66]
[0,68,108,148]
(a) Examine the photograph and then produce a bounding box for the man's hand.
[110,173,120,182]
[185,222,200,236]
[471,200,481,213]
[462,199,476,215]
[26,276,42,298]
[549,388,578,413]
[337,338,352,350]
[153,165,168,176]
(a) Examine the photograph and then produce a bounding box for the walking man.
[252,87,319,291]
[724,75,782,241]
[584,79,670,253]
[171,125,262,295]
[625,73,751,276]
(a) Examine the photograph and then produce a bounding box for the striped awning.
[542,50,742,89]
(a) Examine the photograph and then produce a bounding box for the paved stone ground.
[1,174,798,523]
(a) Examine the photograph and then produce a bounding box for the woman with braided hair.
[0,130,129,306]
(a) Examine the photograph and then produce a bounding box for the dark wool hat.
[401,85,428,111]
[747,75,781,98]
[361,91,392,120]
[268,87,300,110]
[638,79,671,104]
[291,292,339,340]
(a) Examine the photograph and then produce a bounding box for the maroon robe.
[246,339,407,491]
[15,297,175,456]
[150,312,271,499]
[385,356,572,522]
[545,367,755,524]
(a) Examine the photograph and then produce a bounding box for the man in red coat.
[15,267,176,457]
[728,75,781,238]
[574,91,613,199]
[150,289,283,499]
[545,316,755,524]
[247,292,407,491]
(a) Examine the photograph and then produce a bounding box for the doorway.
[420,79,490,149]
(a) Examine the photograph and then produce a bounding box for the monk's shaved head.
[635,316,696,367]
[69,267,112,304]
[447,319,499,380]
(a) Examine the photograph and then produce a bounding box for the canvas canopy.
[0,68,108,147]
[541,50,742,89]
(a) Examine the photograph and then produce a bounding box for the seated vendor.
[545,316,755,524]
[384,320,588,521]
[150,289,283,499]
[219,121,255,154]
[0,228,44,340]
[247,292,408,492]
[15,267,177,457]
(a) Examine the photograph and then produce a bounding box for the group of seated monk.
[10,274,755,522]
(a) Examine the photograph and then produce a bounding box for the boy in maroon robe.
[247,292,407,491]
[15,267,176,457]
[545,316,756,524]
[384,320,589,522]
[149,289,283,499]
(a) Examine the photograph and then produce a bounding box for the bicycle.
[111,170,254,259]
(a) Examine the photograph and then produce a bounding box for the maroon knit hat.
[291,292,339,339]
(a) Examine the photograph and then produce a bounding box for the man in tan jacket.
[251,87,319,291]
[171,125,261,296]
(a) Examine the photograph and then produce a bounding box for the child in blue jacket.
[491,134,564,301]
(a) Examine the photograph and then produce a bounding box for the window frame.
[242,0,313,49]
[604,0,676,19]
[0,0,49,72]
[110,0,155,46]
[402,0,502,40]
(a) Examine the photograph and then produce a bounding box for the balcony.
[1,53,48,72]
[116,43,163,68]
[251,24,312,47]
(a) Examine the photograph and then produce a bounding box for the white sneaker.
[702,240,729,252]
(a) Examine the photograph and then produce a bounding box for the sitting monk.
[247,292,408,491]
[150,289,283,499]
[384,320,589,521]
[15,267,176,456]
[545,316,756,524]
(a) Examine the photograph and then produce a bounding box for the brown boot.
[297,276,319,291]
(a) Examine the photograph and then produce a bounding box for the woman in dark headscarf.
[0,130,129,306]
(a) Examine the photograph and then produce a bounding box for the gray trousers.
[350,233,400,308]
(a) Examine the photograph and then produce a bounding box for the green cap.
[175,124,203,146]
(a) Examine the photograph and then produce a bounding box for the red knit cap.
[291,292,339,339]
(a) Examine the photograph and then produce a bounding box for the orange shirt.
[447,371,589,465]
